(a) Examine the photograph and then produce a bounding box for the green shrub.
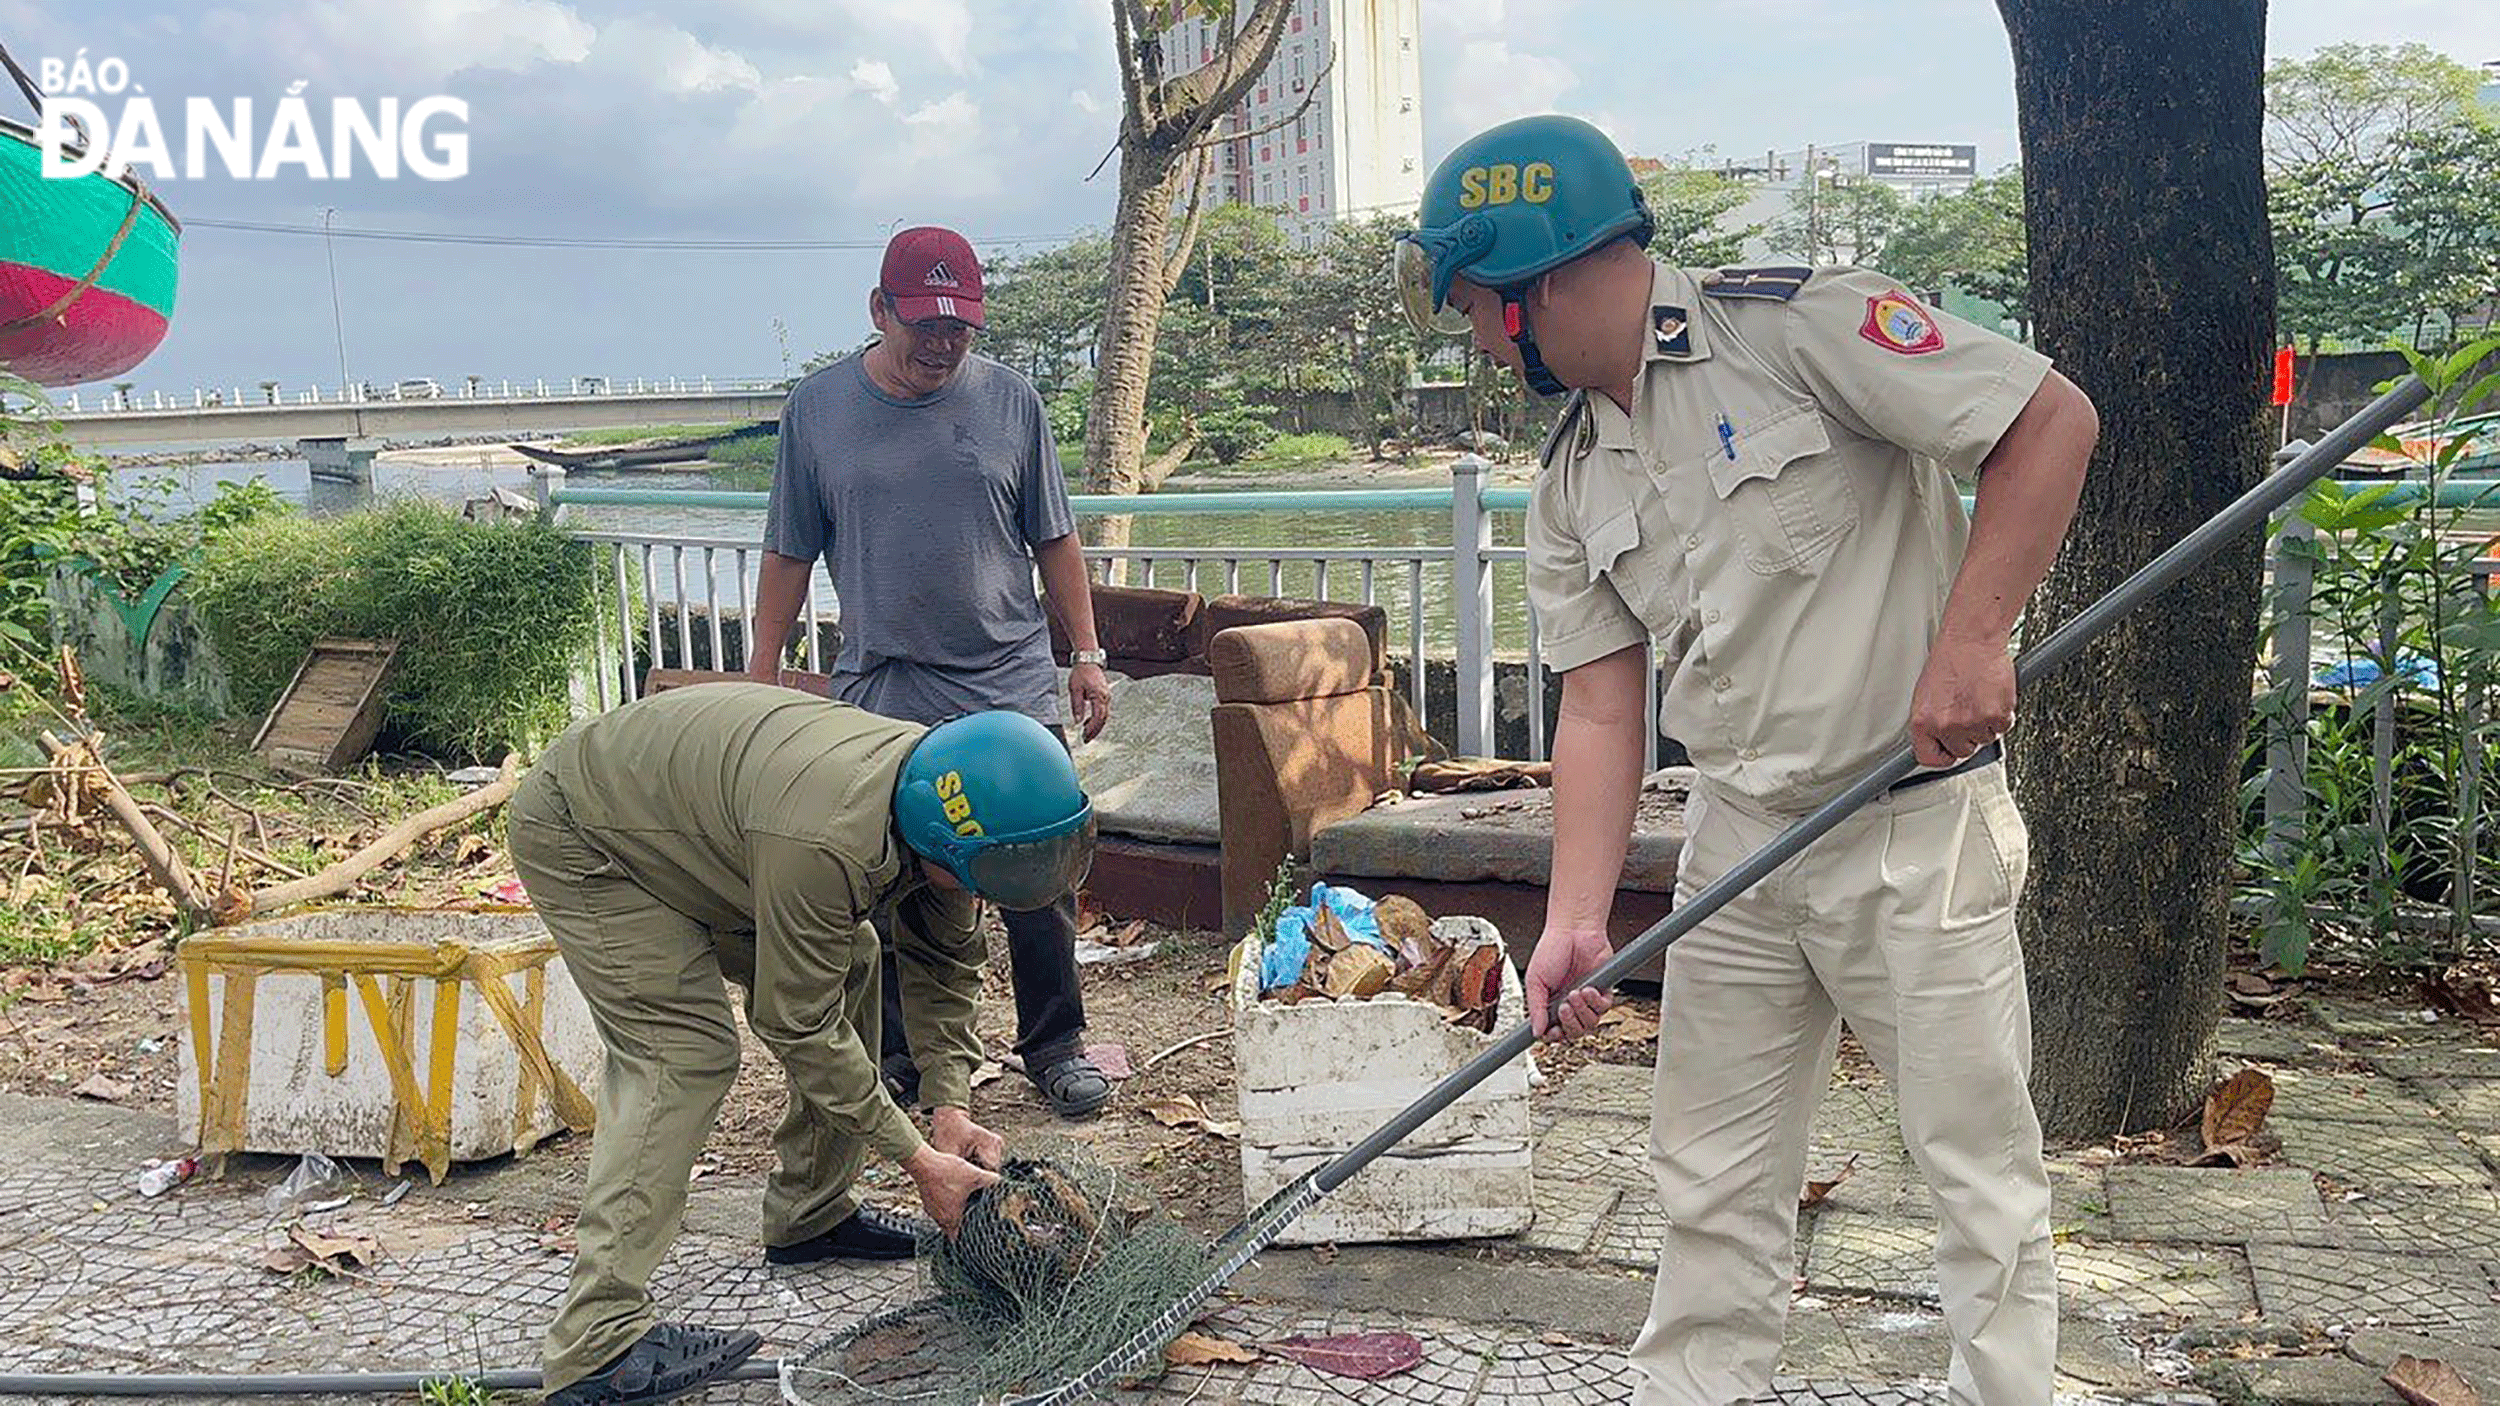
[1198,400,1278,465]
[188,501,610,760]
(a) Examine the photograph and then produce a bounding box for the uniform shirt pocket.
[1698,406,1854,574]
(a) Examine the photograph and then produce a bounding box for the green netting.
[781,1140,1324,1406]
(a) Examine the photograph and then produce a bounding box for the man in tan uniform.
[1398,117,2098,1403]
[509,682,1099,1406]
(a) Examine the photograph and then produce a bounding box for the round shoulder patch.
[1859,291,1946,355]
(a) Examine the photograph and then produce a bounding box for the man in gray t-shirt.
[746,225,1115,1119]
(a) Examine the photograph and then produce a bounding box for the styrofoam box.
[176,910,604,1166]
[1230,915,1533,1244]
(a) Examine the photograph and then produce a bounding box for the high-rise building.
[1155,0,1424,244]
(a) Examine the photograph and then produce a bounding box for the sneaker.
[764,1205,931,1264]
[543,1323,761,1406]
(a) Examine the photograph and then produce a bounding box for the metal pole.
[1313,374,2434,1196]
[2461,569,2489,948]
[2373,560,2400,896]
[321,208,352,399]
[1451,454,1494,757]
[2264,441,2316,860]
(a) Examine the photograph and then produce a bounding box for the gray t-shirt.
[764,350,1076,726]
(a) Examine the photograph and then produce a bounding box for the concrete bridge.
[47,378,790,450]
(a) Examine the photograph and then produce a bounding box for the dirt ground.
[0,894,1682,1243]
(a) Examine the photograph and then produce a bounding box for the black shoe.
[1031,1054,1112,1119]
[544,1323,760,1406]
[764,1205,931,1264]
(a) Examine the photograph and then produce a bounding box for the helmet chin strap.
[1500,291,1567,397]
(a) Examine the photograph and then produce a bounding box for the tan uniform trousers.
[1628,764,2056,1406]
[512,770,883,1391]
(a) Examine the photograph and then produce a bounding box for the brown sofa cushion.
[1204,594,1386,673]
[1210,618,1378,706]
[1212,689,1397,853]
[1048,584,1205,664]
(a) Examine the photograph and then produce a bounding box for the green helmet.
[894,711,1097,909]
[1394,114,1653,369]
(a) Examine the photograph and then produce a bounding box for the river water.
[106,454,1541,655]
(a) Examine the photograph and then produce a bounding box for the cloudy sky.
[7,0,2494,394]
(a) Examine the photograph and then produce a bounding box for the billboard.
[1866,143,1977,179]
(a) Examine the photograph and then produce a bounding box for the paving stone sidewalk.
[1,1001,2495,1404]
[1523,1010,2500,1404]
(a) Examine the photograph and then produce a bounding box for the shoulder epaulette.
[1701,265,1815,302]
[1539,390,1590,465]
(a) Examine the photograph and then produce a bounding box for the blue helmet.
[1394,114,1653,394]
[894,711,1096,909]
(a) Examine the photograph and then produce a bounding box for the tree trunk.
[1997,0,2276,1142]
[1081,148,1186,573]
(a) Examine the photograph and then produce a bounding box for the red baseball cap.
[879,225,985,329]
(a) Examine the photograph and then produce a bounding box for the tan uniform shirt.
[545,682,984,1162]
[1527,261,2052,812]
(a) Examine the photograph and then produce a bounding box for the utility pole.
[322,207,352,398]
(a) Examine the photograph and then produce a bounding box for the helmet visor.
[963,814,1099,910]
[1394,236,1474,337]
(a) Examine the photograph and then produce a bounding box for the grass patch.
[558,423,743,448]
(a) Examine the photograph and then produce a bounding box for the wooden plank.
[256,639,399,774]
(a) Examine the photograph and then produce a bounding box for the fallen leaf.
[2421,975,2499,1022]
[1313,1242,1339,1264]
[2189,1141,2266,1169]
[1108,919,1151,948]
[1140,1093,1239,1139]
[2385,1354,2480,1406]
[1597,1005,1661,1041]
[1165,1332,1258,1367]
[2227,971,2276,996]
[1309,904,1351,954]
[970,1061,1006,1090]
[282,1222,379,1269]
[1263,1331,1424,1380]
[1084,1043,1133,1080]
[2202,1069,2274,1150]
[1800,1156,1859,1211]
[71,1072,131,1103]
[1541,1332,1576,1346]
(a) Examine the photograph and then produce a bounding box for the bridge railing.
[53,375,790,416]
[547,458,1620,764]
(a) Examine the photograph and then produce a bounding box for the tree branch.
[249,757,518,916]
[37,729,221,926]
[1148,0,1293,150]
[1162,145,1217,298]
[1112,0,1150,140]
[1184,42,1333,153]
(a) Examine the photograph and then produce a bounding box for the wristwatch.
[1072,648,1108,666]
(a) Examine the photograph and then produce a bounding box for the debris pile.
[1253,885,1504,1032]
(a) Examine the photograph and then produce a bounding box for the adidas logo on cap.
[923,261,963,289]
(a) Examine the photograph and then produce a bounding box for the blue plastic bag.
[2313,653,2440,692]
[1259,882,1387,991]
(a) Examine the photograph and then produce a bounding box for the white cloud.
[850,57,901,105]
[1070,88,1101,115]
[589,17,760,95]
[718,0,975,74]
[1441,38,1577,135]
[214,0,597,88]
[1430,0,1508,37]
